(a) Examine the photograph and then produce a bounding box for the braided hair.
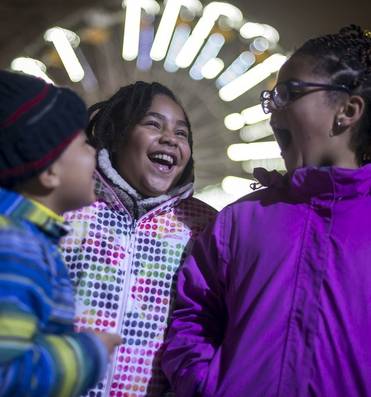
[87,81,194,186]
[294,24,371,165]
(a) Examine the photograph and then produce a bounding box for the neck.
[329,149,359,169]
[16,179,65,215]
[20,191,63,215]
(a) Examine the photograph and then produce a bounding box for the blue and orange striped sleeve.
[0,225,109,397]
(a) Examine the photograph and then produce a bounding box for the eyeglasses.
[260,80,351,114]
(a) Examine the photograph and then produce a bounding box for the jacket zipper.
[103,218,138,393]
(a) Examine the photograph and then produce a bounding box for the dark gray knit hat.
[0,70,88,187]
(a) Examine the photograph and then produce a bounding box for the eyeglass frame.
[260,80,351,114]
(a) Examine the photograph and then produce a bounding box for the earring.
[329,118,343,137]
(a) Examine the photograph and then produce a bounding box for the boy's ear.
[337,94,365,128]
[38,162,61,189]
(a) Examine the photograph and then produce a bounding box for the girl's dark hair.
[293,25,371,165]
[87,81,194,185]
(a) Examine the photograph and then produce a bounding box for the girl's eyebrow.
[145,112,188,127]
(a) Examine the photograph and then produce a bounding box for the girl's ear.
[336,94,365,128]
[38,163,61,189]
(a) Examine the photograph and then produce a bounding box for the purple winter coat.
[162,165,371,397]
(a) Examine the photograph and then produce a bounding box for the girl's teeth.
[153,153,174,165]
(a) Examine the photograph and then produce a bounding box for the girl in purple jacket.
[162,25,371,397]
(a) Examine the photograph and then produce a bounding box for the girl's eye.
[176,130,188,138]
[145,120,161,128]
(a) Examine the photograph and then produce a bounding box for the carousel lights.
[175,2,243,69]
[124,0,161,15]
[10,57,54,84]
[17,2,283,89]
[201,57,224,79]
[224,104,270,131]
[44,27,84,82]
[163,24,191,72]
[122,0,160,61]
[241,104,270,125]
[194,185,235,211]
[224,113,244,131]
[150,0,202,61]
[227,141,281,161]
[239,120,273,142]
[189,32,225,80]
[221,176,255,196]
[219,53,287,102]
[251,37,269,53]
[216,51,255,89]
[240,22,280,44]
[136,15,155,71]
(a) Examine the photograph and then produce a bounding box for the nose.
[159,128,178,147]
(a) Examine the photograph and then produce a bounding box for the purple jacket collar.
[254,164,371,201]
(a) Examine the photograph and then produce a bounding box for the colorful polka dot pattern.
[61,180,216,397]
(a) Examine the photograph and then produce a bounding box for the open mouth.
[273,128,292,153]
[148,152,177,171]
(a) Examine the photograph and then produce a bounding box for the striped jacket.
[0,188,108,397]
[61,169,216,396]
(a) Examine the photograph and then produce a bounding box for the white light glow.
[242,158,285,174]
[240,22,280,44]
[44,27,84,82]
[122,0,160,61]
[224,104,269,131]
[216,51,255,88]
[202,57,224,79]
[241,104,270,125]
[224,112,244,131]
[189,33,225,80]
[150,0,202,61]
[136,15,155,71]
[11,57,54,84]
[134,0,160,14]
[227,141,281,161]
[240,120,273,142]
[219,53,287,102]
[222,176,255,196]
[164,24,191,72]
[251,37,269,53]
[194,184,236,210]
[176,2,243,68]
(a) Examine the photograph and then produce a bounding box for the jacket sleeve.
[162,208,230,397]
[0,227,109,397]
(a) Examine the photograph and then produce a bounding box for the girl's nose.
[159,130,178,146]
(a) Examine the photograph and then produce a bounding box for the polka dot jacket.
[60,169,216,397]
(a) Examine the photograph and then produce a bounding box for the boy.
[0,71,121,396]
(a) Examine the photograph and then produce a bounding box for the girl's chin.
[140,183,173,197]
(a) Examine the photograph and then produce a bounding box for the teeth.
[152,153,174,165]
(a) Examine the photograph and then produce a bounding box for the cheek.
[181,142,192,164]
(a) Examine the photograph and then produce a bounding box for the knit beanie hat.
[0,70,88,188]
